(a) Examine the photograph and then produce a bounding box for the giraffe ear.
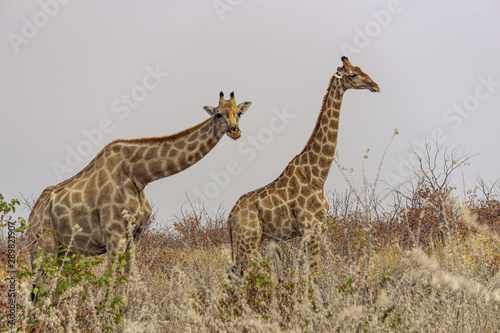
[237,101,252,116]
[203,106,216,116]
[334,66,344,79]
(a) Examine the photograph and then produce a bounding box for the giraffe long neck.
[114,118,224,190]
[295,77,345,185]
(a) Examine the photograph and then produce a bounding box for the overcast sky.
[2,1,500,224]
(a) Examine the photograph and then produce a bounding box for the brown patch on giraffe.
[100,205,111,221]
[148,161,163,176]
[89,210,100,228]
[144,147,159,160]
[78,218,93,235]
[70,204,86,217]
[305,197,323,211]
[95,156,105,168]
[128,198,139,212]
[108,223,125,235]
[165,160,179,174]
[121,146,136,159]
[113,191,126,205]
[261,197,272,208]
[103,181,115,196]
[84,180,97,207]
[174,140,186,150]
[167,147,178,158]
[263,209,273,222]
[132,163,146,179]
[254,188,265,197]
[193,151,204,161]
[57,190,70,207]
[98,169,110,185]
[200,142,210,154]
[53,204,67,217]
[57,217,72,237]
[177,151,187,164]
[327,130,337,142]
[159,144,170,157]
[122,163,131,175]
[302,165,312,176]
[73,180,85,190]
[71,191,83,203]
[248,217,259,229]
[322,144,335,156]
[318,156,329,168]
[105,155,120,170]
[186,142,198,151]
[130,146,147,163]
[265,222,277,235]
[112,206,122,221]
[309,152,319,164]
[111,144,122,153]
[297,195,307,208]
[97,184,114,205]
[275,179,287,190]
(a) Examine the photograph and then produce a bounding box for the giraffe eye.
[237,112,243,117]
[215,113,222,119]
[349,74,357,78]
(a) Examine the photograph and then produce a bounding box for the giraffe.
[228,57,379,276]
[28,91,252,301]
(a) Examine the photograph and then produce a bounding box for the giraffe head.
[203,91,252,140]
[335,56,380,92]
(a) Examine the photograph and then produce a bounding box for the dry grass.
[2,147,500,332]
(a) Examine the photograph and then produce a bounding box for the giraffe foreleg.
[231,209,263,277]
[105,231,131,309]
[30,231,60,304]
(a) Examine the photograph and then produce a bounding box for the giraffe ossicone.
[228,57,379,277]
[27,91,252,303]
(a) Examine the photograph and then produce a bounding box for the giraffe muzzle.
[227,126,241,139]
[370,84,380,92]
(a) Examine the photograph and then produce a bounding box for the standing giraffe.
[28,91,251,300]
[228,57,379,276]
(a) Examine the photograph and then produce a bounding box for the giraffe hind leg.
[303,223,322,277]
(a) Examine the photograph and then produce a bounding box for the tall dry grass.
[2,144,500,332]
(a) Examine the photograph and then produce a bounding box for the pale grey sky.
[2,1,500,224]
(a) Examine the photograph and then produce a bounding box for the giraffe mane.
[110,118,211,145]
[300,75,337,153]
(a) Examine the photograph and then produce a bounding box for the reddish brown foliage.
[135,211,228,276]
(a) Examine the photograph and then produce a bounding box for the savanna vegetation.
[1,143,500,332]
